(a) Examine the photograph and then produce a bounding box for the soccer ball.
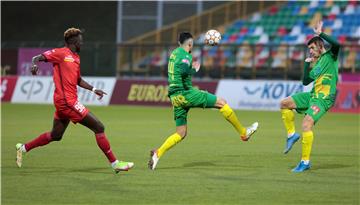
[204,29,221,46]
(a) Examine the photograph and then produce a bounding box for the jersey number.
[74,101,86,113]
[168,61,175,80]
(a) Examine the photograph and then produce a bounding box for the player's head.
[64,27,83,52]
[307,36,325,58]
[178,32,193,53]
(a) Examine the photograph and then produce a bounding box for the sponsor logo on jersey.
[181,58,190,66]
[73,100,86,113]
[64,55,75,62]
[311,105,320,115]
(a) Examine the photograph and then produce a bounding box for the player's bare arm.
[30,54,45,75]
[313,21,323,36]
[78,78,107,99]
[192,61,200,72]
[314,20,340,57]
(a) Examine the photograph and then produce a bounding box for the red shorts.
[54,100,89,123]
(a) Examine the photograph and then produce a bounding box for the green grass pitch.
[2,103,359,205]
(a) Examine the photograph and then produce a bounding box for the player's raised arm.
[78,77,107,100]
[313,21,340,58]
[30,54,46,75]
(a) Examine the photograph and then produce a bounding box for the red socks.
[24,132,117,164]
[95,133,117,163]
[24,132,52,152]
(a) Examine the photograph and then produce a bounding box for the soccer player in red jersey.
[15,28,134,173]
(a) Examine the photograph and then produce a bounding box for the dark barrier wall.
[2,1,118,76]
[2,1,117,42]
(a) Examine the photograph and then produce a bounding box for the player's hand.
[30,64,39,75]
[313,21,323,35]
[305,57,314,63]
[94,89,107,100]
[192,62,201,72]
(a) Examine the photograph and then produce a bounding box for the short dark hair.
[64,27,83,44]
[178,32,193,44]
[307,36,324,46]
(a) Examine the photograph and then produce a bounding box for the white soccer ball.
[204,29,221,46]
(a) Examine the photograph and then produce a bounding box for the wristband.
[92,87,97,92]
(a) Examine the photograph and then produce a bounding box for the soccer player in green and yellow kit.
[280,21,340,172]
[148,32,259,170]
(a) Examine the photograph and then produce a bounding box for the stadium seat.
[139,1,360,78]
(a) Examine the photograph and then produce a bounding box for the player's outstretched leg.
[280,97,300,154]
[217,99,258,141]
[292,116,314,173]
[80,112,134,173]
[15,118,69,168]
[149,126,185,170]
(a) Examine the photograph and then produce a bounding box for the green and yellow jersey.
[303,32,340,102]
[167,47,196,96]
[166,46,217,126]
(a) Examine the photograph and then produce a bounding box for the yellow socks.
[157,133,182,158]
[301,131,314,161]
[220,104,246,136]
[281,109,295,136]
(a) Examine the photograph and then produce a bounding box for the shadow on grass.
[156,161,217,170]
[158,160,264,170]
[311,163,353,170]
[4,166,112,174]
[183,161,217,168]
[286,163,353,171]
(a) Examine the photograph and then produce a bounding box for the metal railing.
[3,42,359,79]
[118,1,285,74]
[125,1,283,44]
[117,43,360,80]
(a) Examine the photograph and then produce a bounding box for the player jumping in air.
[15,28,134,173]
[148,32,259,170]
[280,21,340,172]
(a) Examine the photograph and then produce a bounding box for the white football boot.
[148,149,159,170]
[241,122,259,141]
[16,143,24,168]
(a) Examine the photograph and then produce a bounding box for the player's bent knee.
[50,132,63,141]
[215,97,227,108]
[176,129,187,139]
[280,99,290,109]
[302,117,314,131]
[181,132,187,139]
[281,98,296,109]
[96,122,105,133]
[280,99,286,109]
[302,123,312,132]
[219,98,227,105]
[177,131,187,139]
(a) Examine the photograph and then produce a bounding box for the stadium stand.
[134,0,360,79]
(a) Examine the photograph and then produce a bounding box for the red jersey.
[42,47,81,106]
